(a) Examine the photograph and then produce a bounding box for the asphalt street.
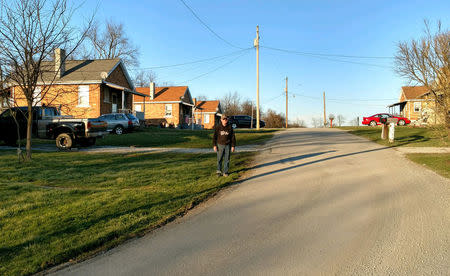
[52,128,450,275]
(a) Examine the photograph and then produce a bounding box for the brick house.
[10,48,145,118]
[388,86,438,125]
[193,99,222,129]
[133,83,194,128]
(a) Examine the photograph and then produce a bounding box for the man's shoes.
[222,173,229,177]
[216,171,222,177]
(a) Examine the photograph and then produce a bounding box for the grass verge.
[95,127,279,148]
[405,153,450,179]
[0,128,279,148]
[339,126,448,147]
[0,150,255,276]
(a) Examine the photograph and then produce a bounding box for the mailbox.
[387,117,398,124]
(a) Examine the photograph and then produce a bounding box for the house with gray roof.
[10,48,145,118]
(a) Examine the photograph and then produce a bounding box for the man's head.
[220,114,228,126]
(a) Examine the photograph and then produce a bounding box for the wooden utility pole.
[285,76,288,128]
[253,26,259,130]
[254,25,260,130]
[323,91,326,127]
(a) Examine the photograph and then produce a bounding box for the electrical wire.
[261,45,393,59]
[179,50,250,83]
[128,48,253,71]
[179,0,246,50]
[262,46,392,68]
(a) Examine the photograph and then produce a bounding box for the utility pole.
[250,103,254,129]
[285,77,288,128]
[323,91,326,127]
[254,25,260,130]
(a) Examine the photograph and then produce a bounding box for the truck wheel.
[398,119,405,126]
[369,121,377,127]
[114,126,124,135]
[56,133,73,150]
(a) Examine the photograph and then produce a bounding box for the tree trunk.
[26,101,33,161]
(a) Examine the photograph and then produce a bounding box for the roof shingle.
[195,100,220,113]
[134,86,189,102]
[401,86,429,100]
[40,59,121,83]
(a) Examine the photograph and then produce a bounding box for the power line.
[179,0,245,50]
[261,45,393,59]
[262,46,393,68]
[179,50,250,83]
[128,48,252,71]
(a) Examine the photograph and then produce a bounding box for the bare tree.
[0,0,93,161]
[289,118,306,128]
[85,20,139,67]
[133,70,157,87]
[395,20,449,133]
[263,109,285,128]
[195,95,208,101]
[240,99,255,116]
[220,91,242,115]
[336,114,345,126]
[311,117,321,128]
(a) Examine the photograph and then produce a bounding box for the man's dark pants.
[217,144,231,174]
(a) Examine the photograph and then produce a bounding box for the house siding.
[13,84,102,118]
[106,65,131,90]
[141,103,182,127]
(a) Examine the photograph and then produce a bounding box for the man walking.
[213,114,236,177]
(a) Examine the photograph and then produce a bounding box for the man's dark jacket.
[213,123,236,147]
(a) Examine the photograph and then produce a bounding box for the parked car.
[362,113,410,126]
[98,113,136,135]
[229,115,266,128]
[0,106,108,149]
[124,113,140,129]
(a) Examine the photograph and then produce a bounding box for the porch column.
[121,90,125,110]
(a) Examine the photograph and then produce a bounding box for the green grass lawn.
[0,150,255,276]
[0,128,278,148]
[406,153,450,178]
[96,127,279,148]
[339,126,449,147]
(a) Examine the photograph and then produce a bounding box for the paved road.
[52,128,450,275]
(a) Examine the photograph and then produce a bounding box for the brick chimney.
[54,48,66,78]
[149,82,155,100]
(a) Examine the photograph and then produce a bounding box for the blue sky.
[75,0,449,126]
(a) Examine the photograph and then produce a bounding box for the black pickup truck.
[0,106,108,149]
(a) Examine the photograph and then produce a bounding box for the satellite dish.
[100,71,108,79]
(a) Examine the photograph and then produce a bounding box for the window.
[204,114,210,124]
[78,85,89,107]
[165,104,172,116]
[135,104,142,112]
[33,87,41,106]
[104,89,110,103]
[414,102,421,112]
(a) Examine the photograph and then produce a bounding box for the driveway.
[52,128,450,275]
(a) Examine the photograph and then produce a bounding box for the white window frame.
[134,104,142,112]
[165,104,172,117]
[204,114,210,124]
[414,102,421,112]
[33,86,42,106]
[78,85,90,107]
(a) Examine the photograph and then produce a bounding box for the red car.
[362,113,410,126]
